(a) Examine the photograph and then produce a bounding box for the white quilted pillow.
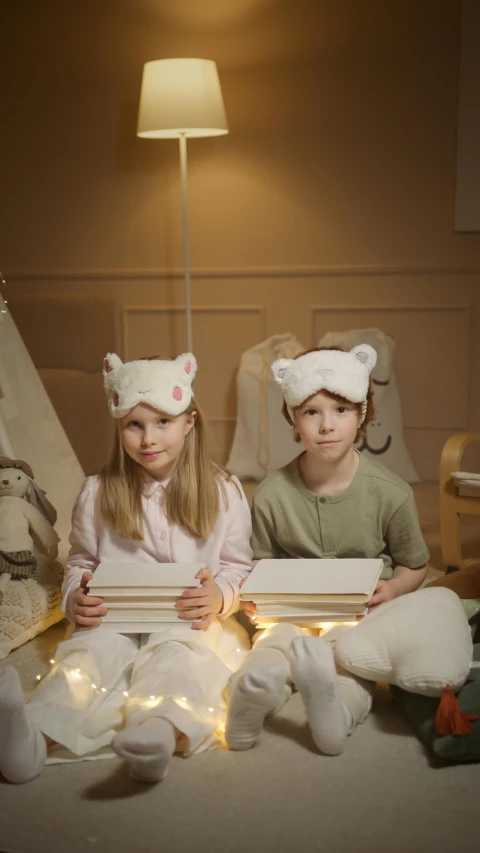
[334,587,472,696]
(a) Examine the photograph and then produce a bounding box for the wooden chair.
[440,432,480,573]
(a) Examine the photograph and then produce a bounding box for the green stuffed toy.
[393,644,480,763]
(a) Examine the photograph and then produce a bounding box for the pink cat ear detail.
[173,387,183,401]
[104,359,113,374]
[184,361,192,375]
[113,393,119,406]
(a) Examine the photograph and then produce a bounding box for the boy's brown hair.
[281,346,375,444]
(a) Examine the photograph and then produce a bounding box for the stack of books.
[240,558,383,627]
[88,562,205,632]
[452,470,480,498]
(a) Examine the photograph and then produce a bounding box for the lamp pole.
[137,59,229,353]
[178,133,193,352]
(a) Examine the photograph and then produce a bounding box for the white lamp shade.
[137,58,228,139]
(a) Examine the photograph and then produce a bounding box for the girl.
[225,344,429,756]
[0,352,252,784]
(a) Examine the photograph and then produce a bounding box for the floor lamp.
[137,58,229,352]
[0,280,14,456]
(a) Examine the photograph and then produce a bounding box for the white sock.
[343,702,354,734]
[290,636,348,756]
[112,717,176,783]
[225,666,290,751]
[0,666,47,783]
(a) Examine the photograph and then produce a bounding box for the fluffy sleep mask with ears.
[103,353,198,418]
[271,344,377,424]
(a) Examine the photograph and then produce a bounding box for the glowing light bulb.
[49,659,55,664]
[101,687,107,693]
[91,684,97,690]
[122,691,129,697]
[36,674,42,680]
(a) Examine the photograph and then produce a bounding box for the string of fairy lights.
[33,623,356,715]
[0,271,7,316]
[34,648,246,728]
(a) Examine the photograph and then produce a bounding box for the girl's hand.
[73,571,108,631]
[367,579,398,612]
[241,599,257,625]
[176,568,224,631]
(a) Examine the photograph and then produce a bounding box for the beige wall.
[2,0,480,479]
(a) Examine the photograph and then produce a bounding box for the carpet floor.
[1,481,479,853]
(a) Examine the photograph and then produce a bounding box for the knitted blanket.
[0,560,64,659]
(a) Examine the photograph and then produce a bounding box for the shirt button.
[160,532,166,541]
[319,497,326,503]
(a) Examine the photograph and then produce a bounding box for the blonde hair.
[97,396,233,541]
[282,346,375,444]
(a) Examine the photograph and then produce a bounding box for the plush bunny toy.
[0,457,59,579]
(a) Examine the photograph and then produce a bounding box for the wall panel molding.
[311,304,472,431]
[122,304,266,360]
[6,264,480,281]
[122,304,266,422]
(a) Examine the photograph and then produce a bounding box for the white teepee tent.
[0,290,85,560]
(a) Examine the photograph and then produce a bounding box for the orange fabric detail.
[435,685,480,736]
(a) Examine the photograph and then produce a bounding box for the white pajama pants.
[229,623,375,731]
[26,617,250,760]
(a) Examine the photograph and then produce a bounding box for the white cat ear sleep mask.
[103,353,197,418]
[271,344,377,424]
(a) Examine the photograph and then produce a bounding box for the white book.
[255,600,364,613]
[105,601,179,610]
[88,562,204,597]
[255,605,365,617]
[256,614,365,622]
[255,614,362,626]
[98,617,182,633]
[98,594,181,604]
[105,605,180,619]
[240,558,383,603]
[93,591,187,600]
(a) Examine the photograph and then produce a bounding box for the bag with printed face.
[318,327,419,483]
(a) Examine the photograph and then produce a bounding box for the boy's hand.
[176,568,223,631]
[367,579,398,612]
[73,572,108,630]
[241,599,257,624]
